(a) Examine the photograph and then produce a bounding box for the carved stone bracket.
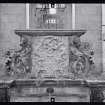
[5,36,32,77]
[69,36,95,78]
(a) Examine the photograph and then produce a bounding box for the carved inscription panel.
[31,36,69,78]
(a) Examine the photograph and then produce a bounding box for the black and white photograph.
[0,3,104,102]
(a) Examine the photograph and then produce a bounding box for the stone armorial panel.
[31,36,69,78]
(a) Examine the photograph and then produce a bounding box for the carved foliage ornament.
[69,36,95,76]
[32,36,69,78]
[5,37,32,76]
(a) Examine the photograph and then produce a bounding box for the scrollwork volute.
[69,36,95,77]
[5,36,32,77]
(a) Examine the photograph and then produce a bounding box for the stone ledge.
[15,30,86,37]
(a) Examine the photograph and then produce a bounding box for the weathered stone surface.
[31,36,69,78]
[9,80,90,102]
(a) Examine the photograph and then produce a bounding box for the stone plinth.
[10,79,90,102]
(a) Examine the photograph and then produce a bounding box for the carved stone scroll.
[5,36,32,77]
[69,36,95,78]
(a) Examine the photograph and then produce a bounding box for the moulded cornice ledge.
[0,79,104,88]
[15,29,87,37]
[0,79,105,88]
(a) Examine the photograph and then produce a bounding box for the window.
[26,3,74,29]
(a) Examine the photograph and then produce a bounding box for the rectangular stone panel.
[31,36,69,78]
[10,86,90,102]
